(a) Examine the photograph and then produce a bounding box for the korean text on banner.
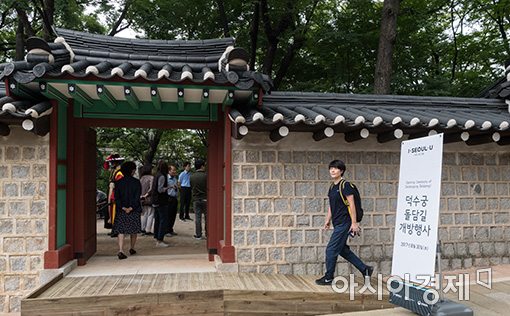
[391,133,444,284]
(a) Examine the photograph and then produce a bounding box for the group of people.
[103,154,208,260]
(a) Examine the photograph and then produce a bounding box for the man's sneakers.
[364,265,374,278]
[315,276,333,286]
[155,241,169,248]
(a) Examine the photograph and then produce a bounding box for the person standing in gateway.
[190,159,207,239]
[178,162,192,221]
[316,159,373,285]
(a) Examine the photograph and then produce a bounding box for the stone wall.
[0,127,49,313]
[231,133,510,276]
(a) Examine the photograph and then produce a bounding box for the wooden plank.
[24,273,63,299]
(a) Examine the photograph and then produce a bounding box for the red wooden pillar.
[219,107,235,262]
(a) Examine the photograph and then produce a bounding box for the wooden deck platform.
[22,272,393,315]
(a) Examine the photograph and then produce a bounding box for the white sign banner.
[391,134,443,284]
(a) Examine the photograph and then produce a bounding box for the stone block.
[312,215,325,228]
[0,166,8,178]
[5,147,20,161]
[15,220,32,234]
[375,198,388,212]
[379,229,391,245]
[233,215,249,228]
[456,183,469,196]
[477,168,487,181]
[267,215,280,227]
[362,183,377,196]
[468,213,480,225]
[38,182,47,196]
[254,248,267,262]
[363,198,374,212]
[458,153,470,165]
[455,243,467,256]
[292,263,307,275]
[441,183,455,196]
[296,215,310,227]
[280,182,294,196]
[26,237,45,252]
[233,231,245,246]
[449,227,462,240]
[482,213,493,225]
[277,264,292,274]
[30,256,42,270]
[275,230,289,244]
[487,198,498,211]
[246,231,258,245]
[344,152,361,164]
[385,214,395,226]
[239,265,257,273]
[301,246,317,262]
[372,215,384,226]
[443,153,457,165]
[292,151,307,163]
[256,166,270,180]
[370,166,385,180]
[3,238,24,253]
[451,258,462,270]
[459,198,474,211]
[487,167,501,181]
[33,164,47,178]
[318,167,330,181]
[246,150,260,163]
[268,247,283,261]
[497,183,509,195]
[372,245,383,259]
[260,230,274,245]
[0,256,6,271]
[248,182,262,196]
[495,213,509,224]
[354,165,369,180]
[290,198,304,213]
[303,166,318,180]
[447,198,459,211]
[258,199,272,213]
[474,257,489,267]
[250,215,266,228]
[259,265,275,274]
[261,151,276,163]
[4,183,19,197]
[284,165,302,180]
[304,230,320,244]
[304,198,322,213]
[295,182,311,196]
[454,213,468,225]
[274,199,289,213]
[489,257,502,265]
[21,182,37,196]
[271,165,283,180]
[9,256,27,272]
[438,227,448,240]
[22,147,36,160]
[237,248,253,263]
[468,242,480,256]
[494,242,507,256]
[500,198,510,209]
[242,199,255,214]
[440,214,453,225]
[241,166,255,179]
[290,230,303,245]
[307,152,321,163]
[0,220,14,234]
[475,227,489,241]
[463,227,474,239]
[233,199,242,214]
[281,215,294,227]
[278,151,292,163]
[232,166,240,180]
[4,276,21,292]
[23,275,37,291]
[442,243,455,258]
[233,182,247,196]
[306,263,322,275]
[463,258,472,268]
[490,226,505,240]
[481,242,494,256]
[284,247,300,263]
[363,228,378,243]
[263,181,278,196]
[362,152,377,164]
[11,166,30,179]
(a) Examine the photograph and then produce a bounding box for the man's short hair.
[120,161,137,176]
[195,159,205,170]
[328,160,346,175]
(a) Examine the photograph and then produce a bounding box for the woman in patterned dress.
[113,161,142,259]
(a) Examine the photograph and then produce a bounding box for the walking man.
[178,162,192,221]
[316,159,373,285]
[190,159,207,240]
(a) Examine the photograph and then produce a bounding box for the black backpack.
[335,179,364,222]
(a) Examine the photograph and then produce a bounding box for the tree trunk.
[41,0,55,40]
[108,0,132,36]
[249,1,260,70]
[215,0,230,38]
[374,0,400,94]
[15,19,25,61]
[143,130,164,168]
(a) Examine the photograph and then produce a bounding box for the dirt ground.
[96,214,207,257]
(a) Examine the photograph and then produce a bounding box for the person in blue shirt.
[178,162,192,221]
[167,165,179,236]
[316,159,373,285]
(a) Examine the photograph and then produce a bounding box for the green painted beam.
[124,87,139,109]
[97,85,116,109]
[150,87,161,110]
[201,89,210,111]
[177,88,185,111]
[68,84,94,108]
[10,82,40,100]
[40,82,68,105]
[56,188,67,248]
[222,90,234,110]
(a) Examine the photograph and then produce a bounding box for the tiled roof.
[0,82,51,136]
[230,92,510,145]
[0,28,272,91]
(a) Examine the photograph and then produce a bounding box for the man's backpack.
[337,179,364,222]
